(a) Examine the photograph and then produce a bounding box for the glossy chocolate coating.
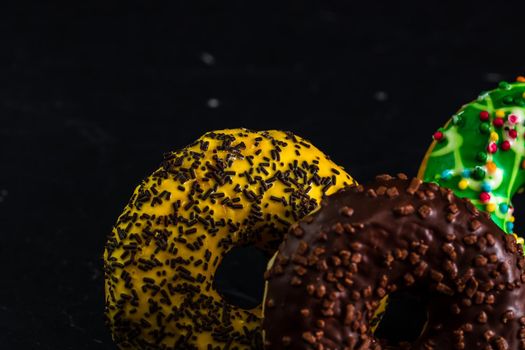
[263,175,525,349]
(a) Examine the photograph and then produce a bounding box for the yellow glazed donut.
[104,129,355,349]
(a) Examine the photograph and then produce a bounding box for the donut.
[103,128,355,349]
[263,174,525,349]
[418,78,525,247]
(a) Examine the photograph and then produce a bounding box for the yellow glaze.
[104,129,354,349]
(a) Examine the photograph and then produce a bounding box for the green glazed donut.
[418,77,525,247]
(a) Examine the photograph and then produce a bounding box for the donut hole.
[214,245,269,309]
[374,291,428,346]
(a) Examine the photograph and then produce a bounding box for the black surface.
[2,1,525,349]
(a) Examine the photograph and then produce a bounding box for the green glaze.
[418,80,525,247]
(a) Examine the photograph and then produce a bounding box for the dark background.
[2,1,525,349]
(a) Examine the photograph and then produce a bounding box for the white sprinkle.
[485,73,503,83]
[207,98,220,108]
[200,52,215,66]
[374,91,388,102]
[0,189,7,202]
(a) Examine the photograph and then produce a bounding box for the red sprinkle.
[493,118,504,128]
[433,131,444,141]
[479,192,491,202]
[501,140,511,151]
[479,111,490,121]
[487,142,498,153]
[509,129,518,139]
[508,114,518,124]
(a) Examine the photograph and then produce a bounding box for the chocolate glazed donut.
[263,174,525,349]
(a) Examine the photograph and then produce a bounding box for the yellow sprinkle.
[486,203,497,212]
[510,216,516,223]
[496,110,505,118]
[490,131,499,142]
[458,179,469,190]
[486,161,497,173]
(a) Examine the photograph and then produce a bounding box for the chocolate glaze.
[263,175,525,349]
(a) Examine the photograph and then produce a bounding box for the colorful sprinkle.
[490,131,499,142]
[486,202,497,212]
[496,110,506,118]
[493,118,504,128]
[517,76,525,82]
[433,131,444,141]
[486,161,497,174]
[498,81,511,90]
[461,169,471,178]
[440,169,453,180]
[472,167,486,180]
[487,142,498,154]
[479,111,490,121]
[506,222,515,232]
[458,179,469,190]
[481,182,492,192]
[508,114,518,124]
[499,203,509,214]
[479,192,491,203]
[479,123,490,134]
[501,140,511,151]
[509,129,518,139]
[476,151,488,162]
